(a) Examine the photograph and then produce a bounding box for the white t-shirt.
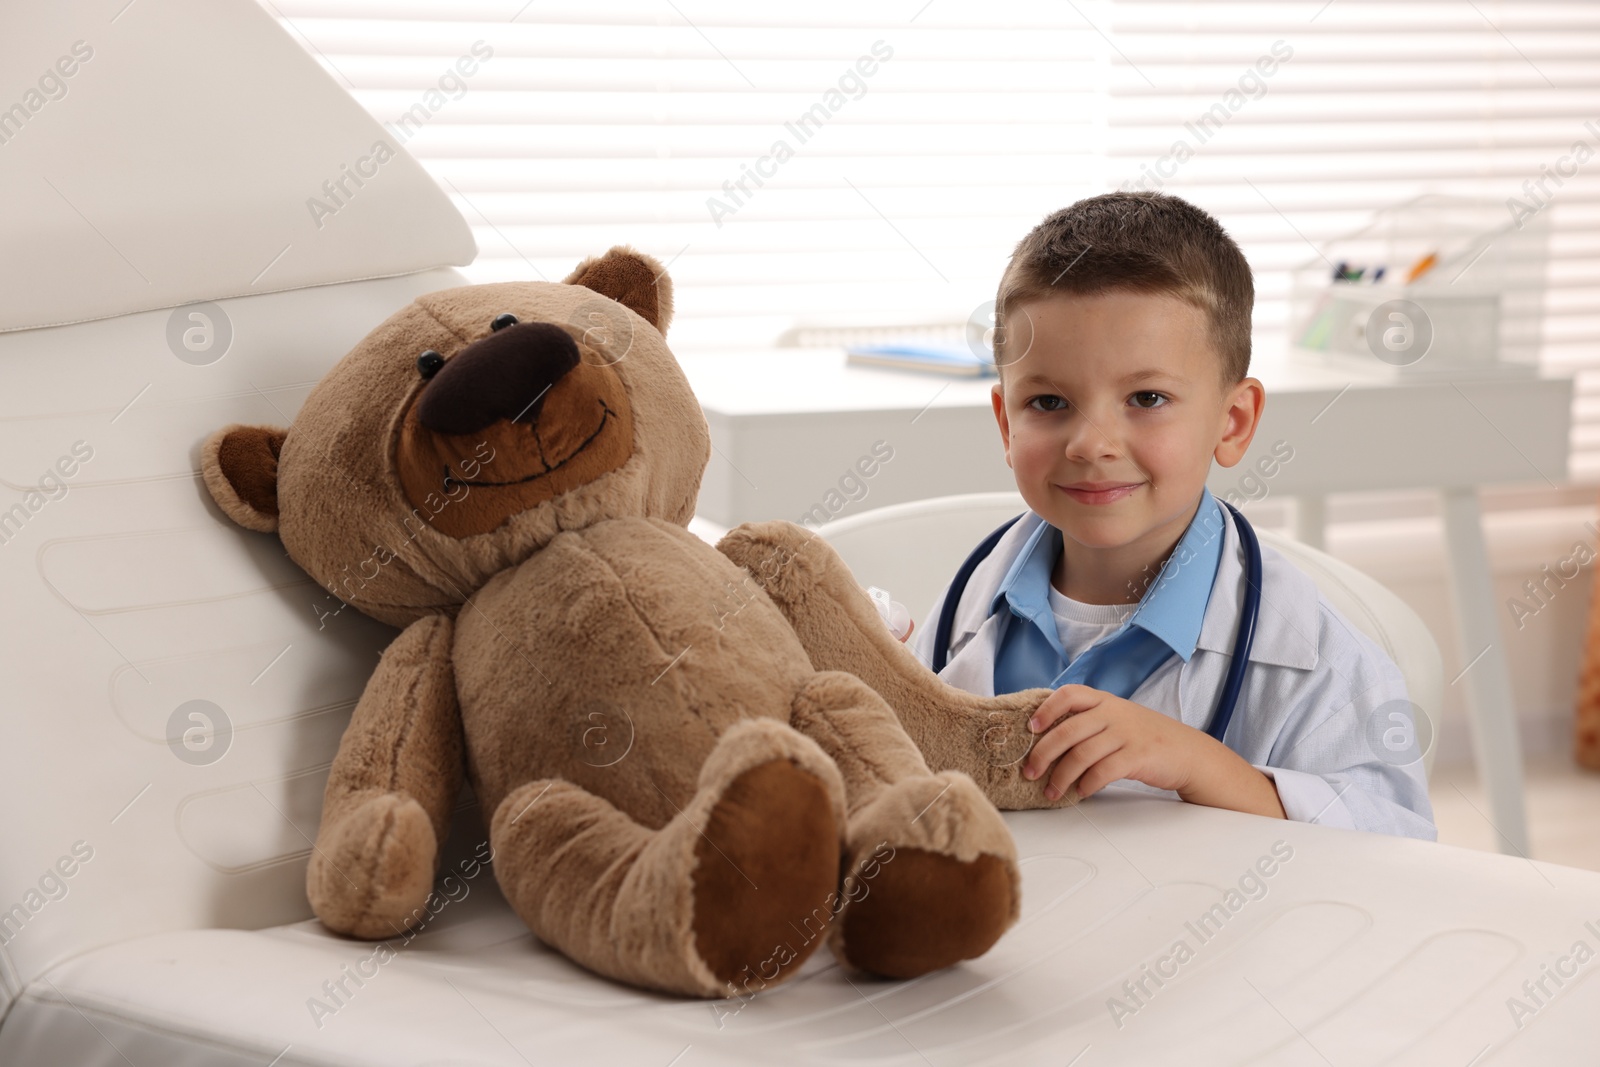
[1047,582,1135,665]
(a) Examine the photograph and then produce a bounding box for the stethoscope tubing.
[931,501,1262,747]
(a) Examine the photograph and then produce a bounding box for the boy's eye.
[1026,395,1067,412]
[1131,391,1168,409]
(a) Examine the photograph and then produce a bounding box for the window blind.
[270,0,1600,481]
[269,1,1106,351]
[1103,0,1600,481]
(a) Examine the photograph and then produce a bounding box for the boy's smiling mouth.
[1057,481,1142,505]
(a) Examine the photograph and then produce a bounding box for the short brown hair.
[993,191,1252,389]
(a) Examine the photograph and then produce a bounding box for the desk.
[680,349,1575,856]
[11,793,1598,1065]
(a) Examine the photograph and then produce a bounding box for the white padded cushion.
[0,0,475,333]
[4,798,1600,1064]
[815,491,1441,777]
[0,267,467,1018]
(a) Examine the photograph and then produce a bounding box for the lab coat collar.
[984,516,1060,652]
[986,488,1225,665]
[1193,500,1320,670]
[945,507,1042,650]
[946,498,1320,672]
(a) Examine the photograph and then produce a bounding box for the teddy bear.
[198,246,1074,998]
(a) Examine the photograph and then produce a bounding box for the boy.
[908,191,1436,841]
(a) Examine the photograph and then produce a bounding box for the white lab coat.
[909,505,1438,841]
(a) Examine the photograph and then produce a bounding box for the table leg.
[1440,487,1530,856]
[1292,494,1326,549]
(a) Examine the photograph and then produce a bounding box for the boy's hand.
[1022,685,1199,801]
[1022,684,1286,819]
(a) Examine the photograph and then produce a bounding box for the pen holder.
[1286,195,1549,379]
[1291,282,1504,375]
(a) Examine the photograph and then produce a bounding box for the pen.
[1405,252,1438,283]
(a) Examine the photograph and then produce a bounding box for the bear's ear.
[201,424,288,533]
[562,244,674,336]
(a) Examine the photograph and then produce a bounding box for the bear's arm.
[715,519,1076,810]
[308,614,466,937]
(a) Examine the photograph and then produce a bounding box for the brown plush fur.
[198,247,1072,999]
[201,424,285,533]
[715,520,1082,809]
[562,242,674,334]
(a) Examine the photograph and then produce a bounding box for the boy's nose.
[1061,414,1123,457]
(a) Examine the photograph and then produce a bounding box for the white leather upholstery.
[0,0,475,333]
[0,266,469,1021]
[6,795,1600,1065]
[0,0,480,1024]
[814,491,1442,778]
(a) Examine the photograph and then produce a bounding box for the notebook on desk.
[845,341,999,378]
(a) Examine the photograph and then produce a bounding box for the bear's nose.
[416,321,581,436]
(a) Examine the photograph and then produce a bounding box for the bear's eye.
[490,312,519,332]
[416,350,445,379]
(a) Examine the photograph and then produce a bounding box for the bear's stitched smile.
[445,400,615,489]
[395,335,635,538]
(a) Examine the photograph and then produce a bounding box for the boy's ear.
[201,424,288,533]
[990,385,1014,469]
[562,244,674,335]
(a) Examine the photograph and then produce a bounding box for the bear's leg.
[308,615,463,940]
[488,718,847,998]
[790,669,1020,978]
[717,519,1074,809]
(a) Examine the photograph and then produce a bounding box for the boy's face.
[990,289,1263,572]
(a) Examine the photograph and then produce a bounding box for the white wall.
[1272,496,1597,768]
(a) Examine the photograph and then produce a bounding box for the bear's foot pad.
[691,759,842,991]
[838,847,1014,979]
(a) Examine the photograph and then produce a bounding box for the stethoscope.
[930,500,1263,746]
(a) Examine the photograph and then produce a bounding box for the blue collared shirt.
[991,487,1227,698]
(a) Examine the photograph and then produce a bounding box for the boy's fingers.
[1022,725,1071,781]
[1070,750,1134,800]
[1029,684,1100,733]
[1044,733,1121,801]
[1022,712,1104,780]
